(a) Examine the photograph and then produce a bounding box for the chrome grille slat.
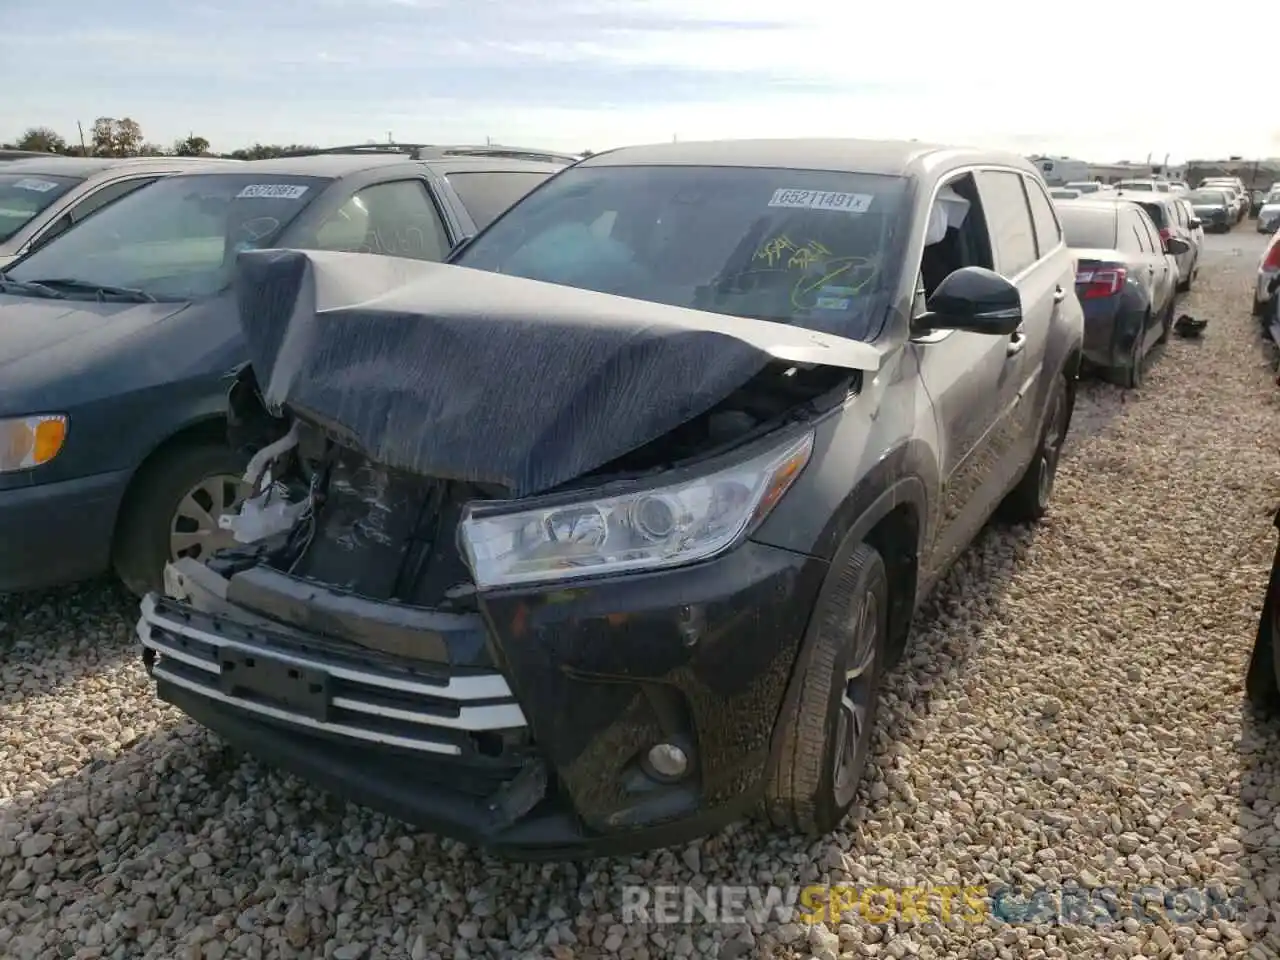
[138,593,527,756]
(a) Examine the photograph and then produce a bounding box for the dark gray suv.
[139,138,1085,859]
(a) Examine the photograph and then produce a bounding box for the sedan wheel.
[170,474,246,562]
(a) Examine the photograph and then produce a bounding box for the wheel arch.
[764,476,928,778]
[109,415,230,554]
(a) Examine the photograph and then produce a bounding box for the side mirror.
[1188,218,1202,230]
[1164,237,1191,256]
[448,235,475,260]
[917,266,1022,336]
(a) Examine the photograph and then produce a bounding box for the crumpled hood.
[233,248,882,498]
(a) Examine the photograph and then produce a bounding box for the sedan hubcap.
[170,474,246,562]
[833,591,880,797]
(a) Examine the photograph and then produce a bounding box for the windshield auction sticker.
[12,178,59,193]
[235,184,310,200]
[768,188,873,213]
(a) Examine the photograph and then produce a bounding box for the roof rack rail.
[279,143,579,164]
[414,144,580,164]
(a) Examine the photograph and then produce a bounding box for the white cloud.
[2,0,1276,161]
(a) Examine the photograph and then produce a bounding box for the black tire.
[999,373,1070,524]
[764,542,889,835]
[1254,298,1268,318]
[1111,320,1147,389]
[112,442,248,597]
[1247,570,1280,711]
[1177,262,1194,294]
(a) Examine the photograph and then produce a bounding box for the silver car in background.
[0,155,242,270]
[1257,187,1280,234]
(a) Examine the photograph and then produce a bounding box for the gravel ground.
[3,226,1280,960]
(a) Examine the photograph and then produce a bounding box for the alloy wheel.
[169,473,246,562]
[833,591,880,802]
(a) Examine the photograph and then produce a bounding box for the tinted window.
[976,170,1037,275]
[0,172,81,243]
[446,171,556,230]
[309,180,449,261]
[1128,213,1152,253]
[1025,177,1062,256]
[1118,182,1155,191]
[1065,182,1102,194]
[1170,200,1187,227]
[456,164,911,340]
[1136,201,1166,229]
[6,173,328,300]
[1057,206,1116,249]
[1136,210,1161,251]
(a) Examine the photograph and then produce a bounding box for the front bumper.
[140,541,829,858]
[0,469,132,593]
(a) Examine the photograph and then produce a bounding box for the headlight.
[459,431,814,588]
[0,414,67,473]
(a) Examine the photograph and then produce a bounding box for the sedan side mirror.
[1188,218,1202,230]
[917,266,1022,337]
[1164,237,1191,256]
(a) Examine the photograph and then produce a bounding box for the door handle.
[1006,323,1027,357]
[1053,285,1067,303]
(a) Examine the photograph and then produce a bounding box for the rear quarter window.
[1138,202,1167,228]
[446,170,557,230]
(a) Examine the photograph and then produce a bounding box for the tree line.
[3,118,595,161]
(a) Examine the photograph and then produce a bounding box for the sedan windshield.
[1188,190,1229,206]
[454,164,910,341]
[0,173,81,243]
[1064,182,1102,193]
[1117,182,1154,191]
[4,173,329,301]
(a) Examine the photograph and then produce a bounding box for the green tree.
[90,116,144,157]
[15,126,67,153]
[174,134,210,156]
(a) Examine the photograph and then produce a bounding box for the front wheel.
[998,372,1071,524]
[112,442,248,596]
[764,542,889,835]
[1156,298,1175,345]
[1247,566,1280,711]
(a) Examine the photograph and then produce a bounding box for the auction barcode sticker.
[236,184,310,200]
[13,178,59,193]
[768,188,873,213]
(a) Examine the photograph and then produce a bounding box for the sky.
[4,0,1277,164]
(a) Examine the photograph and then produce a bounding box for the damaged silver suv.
[138,139,1084,859]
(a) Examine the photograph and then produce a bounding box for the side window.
[1136,213,1160,252]
[916,172,995,305]
[1126,213,1150,253]
[310,180,450,261]
[445,171,554,231]
[975,170,1037,277]
[72,177,158,223]
[1023,175,1062,257]
[1117,213,1140,253]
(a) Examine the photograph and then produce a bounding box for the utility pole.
[76,120,86,156]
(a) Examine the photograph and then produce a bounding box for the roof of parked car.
[0,155,241,178]
[578,138,1037,176]
[223,151,571,179]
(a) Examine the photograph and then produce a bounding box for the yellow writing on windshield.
[749,236,879,310]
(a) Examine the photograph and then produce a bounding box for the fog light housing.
[645,742,689,780]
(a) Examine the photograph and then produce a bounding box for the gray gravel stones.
[3,228,1280,959]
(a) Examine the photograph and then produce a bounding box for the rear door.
[1121,208,1158,307]
[974,169,1054,497]
[1135,208,1173,323]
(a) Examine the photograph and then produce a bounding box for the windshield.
[1050,190,1079,199]
[5,173,329,301]
[0,173,81,243]
[1057,207,1116,249]
[1117,182,1154,191]
[455,164,910,341]
[1189,190,1229,205]
[1065,182,1101,193]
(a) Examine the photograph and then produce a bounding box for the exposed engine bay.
[216,358,858,612]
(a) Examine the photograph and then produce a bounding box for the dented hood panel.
[233,248,881,497]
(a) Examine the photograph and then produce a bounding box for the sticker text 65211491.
[12,178,60,193]
[235,184,310,200]
[768,189,873,213]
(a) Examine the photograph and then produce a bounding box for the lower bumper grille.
[138,593,527,757]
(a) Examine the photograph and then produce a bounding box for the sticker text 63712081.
[768,189,873,213]
[236,184,310,200]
